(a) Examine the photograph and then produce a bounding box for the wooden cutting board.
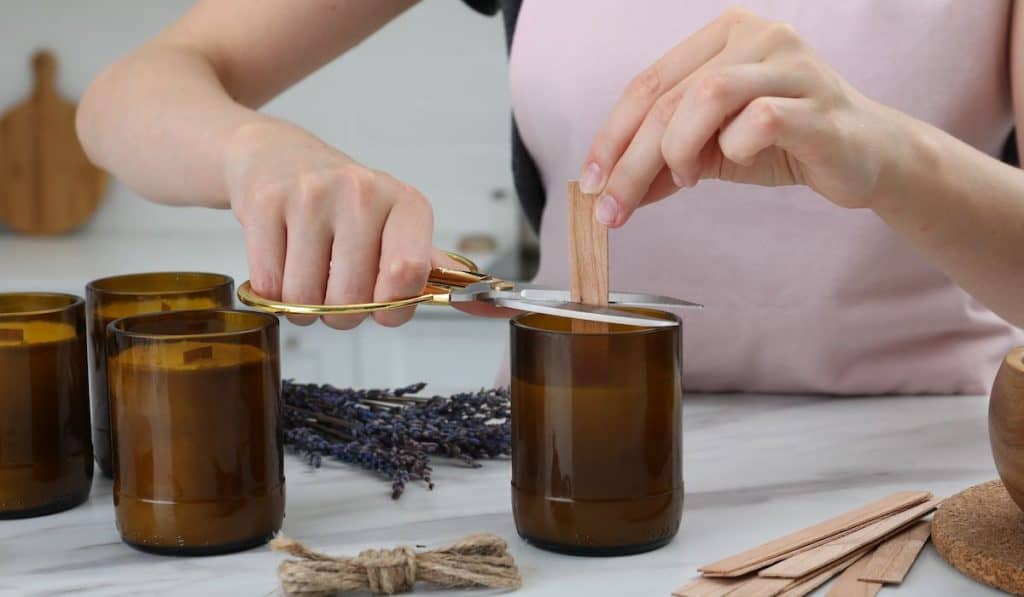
[0,50,107,235]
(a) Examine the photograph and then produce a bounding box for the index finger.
[371,180,434,328]
[578,7,757,194]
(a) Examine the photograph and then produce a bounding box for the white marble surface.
[0,392,1007,596]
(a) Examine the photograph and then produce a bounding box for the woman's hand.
[224,119,441,330]
[580,8,906,227]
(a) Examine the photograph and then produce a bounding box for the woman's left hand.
[580,8,907,227]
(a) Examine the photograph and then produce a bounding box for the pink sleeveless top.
[507,0,1024,394]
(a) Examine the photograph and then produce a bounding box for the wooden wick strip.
[699,491,932,577]
[777,546,876,597]
[725,576,793,597]
[183,345,213,364]
[673,576,747,597]
[758,498,942,579]
[715,520,883,578]
[0,328,25,341]
[676,544,880,597]
[857,520,931,584]
[568,180,609,334]
[567,180,608,306]
[824,552,881,597]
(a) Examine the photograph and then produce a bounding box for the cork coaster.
[932,480,1024,596]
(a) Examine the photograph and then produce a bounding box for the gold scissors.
[237,252,701,328]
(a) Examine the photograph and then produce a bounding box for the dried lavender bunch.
[281,381,510,498]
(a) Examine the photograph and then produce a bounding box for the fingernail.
[671,171,684,187]
[579,161,603,194]
[596,194,620,226]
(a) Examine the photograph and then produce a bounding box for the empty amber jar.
[86,272,234,477]
[107,309,284,555]
[510,309,683,555]
[0,293,92,518]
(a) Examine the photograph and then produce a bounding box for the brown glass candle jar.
[86,272,234,477]
[510,309,683,556]
[0,293,92,518]
[107,309,284,555]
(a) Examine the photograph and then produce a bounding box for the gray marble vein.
[0,392,1006,596]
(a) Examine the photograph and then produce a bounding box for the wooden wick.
[568,180,609,306]
[567,181,609,333]
[183,345,213,365]
[0,328,25,342]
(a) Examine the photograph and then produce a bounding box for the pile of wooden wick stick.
[675,491,941,597]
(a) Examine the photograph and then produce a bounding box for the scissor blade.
[489,298,676,328]
[515,286,703,309]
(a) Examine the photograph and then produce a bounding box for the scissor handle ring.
[236,251,478,316]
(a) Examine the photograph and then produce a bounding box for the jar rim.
[87,272,233,297]
[109,308,276,341]
[510,308,680,336]
[0,292,83,318]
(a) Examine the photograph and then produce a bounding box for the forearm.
[870,109,1024,326]
[77,43,269,208]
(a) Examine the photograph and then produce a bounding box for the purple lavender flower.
[281,381,510,498]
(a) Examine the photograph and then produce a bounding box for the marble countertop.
[0,392,1006,596]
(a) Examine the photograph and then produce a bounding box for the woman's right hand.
[223,119,435,330]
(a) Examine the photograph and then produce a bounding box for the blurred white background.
[0,1,518,389]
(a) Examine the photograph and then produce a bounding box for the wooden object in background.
[699,491,932,577]
[758,498,942,579]
[990,346,1024,512]
[824,553,881,597]
[858,520,931,584]
[0,50,107,235]
[933,480,1024,596]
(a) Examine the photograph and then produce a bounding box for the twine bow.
[270,533,523,595]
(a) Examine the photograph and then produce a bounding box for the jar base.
[518,533,675,557]
[122,530,276,557]
[512,486,682,557]
[0,486,91,520]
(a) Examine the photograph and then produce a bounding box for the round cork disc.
[933,480,1024,596]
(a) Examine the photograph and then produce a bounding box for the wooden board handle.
[568,180,609,306]
[32,50,57,92]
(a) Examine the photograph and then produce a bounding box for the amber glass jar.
[107,309,284,555]
[0,293,92,518]
[510,309,683,555]
[86,272,234,477]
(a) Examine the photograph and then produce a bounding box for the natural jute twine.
[270,533,523,595]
